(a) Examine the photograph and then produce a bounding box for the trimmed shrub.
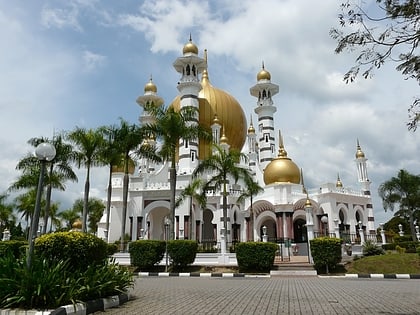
[107,242,119,256]
[167,240,198,270]
[395,241,420,253]
[235,242,277,273]
[35,231,108,271]
[382,243,396,251]
[362,240,385,256]
[310,237,342,273]
[416,246,420,257]
[394,235,413,243]
[129,240,166,270]
[0,240,27,259]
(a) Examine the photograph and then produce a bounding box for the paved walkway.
[99,277,420,315]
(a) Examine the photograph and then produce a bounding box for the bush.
[417,246,420,256]
[35,231,109,271]
[362,240,385,256]
[394,235,413,243]
[107,242,119,256]
[235,242,277,273]
[310,237,342,273]
[0,252,133,310]
[395,241,420,253]
[396,245,406,254]
[0,240,27,259]
[382,243,396,251]
[129,240,166,270]
[167,240,198,270]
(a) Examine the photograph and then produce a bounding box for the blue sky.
[1,0,419,226]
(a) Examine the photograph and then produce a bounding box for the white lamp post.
[2,228,10,241]
[415,225,420,241]
[398,224,404,237]
[27,142,56,269]
[358,221,365,245]
[165,217,170,272]
[262,225,267,242]
[379,223,386,244]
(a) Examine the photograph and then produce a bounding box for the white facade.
[98,40,375,252]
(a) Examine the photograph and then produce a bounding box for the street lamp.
[165,217,170,272]
[2,228,10,241]
[27,142,56,268]
[262,225,267,242]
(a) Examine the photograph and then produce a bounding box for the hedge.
[235,242,277,273]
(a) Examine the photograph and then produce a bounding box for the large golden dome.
[264,138,300,185]
[111,157,136,174]
[171,69,247,159]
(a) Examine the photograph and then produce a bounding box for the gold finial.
[356,139,365,158]
[336,173,343,188]
[278,130,288,157]
[220,125,228,144]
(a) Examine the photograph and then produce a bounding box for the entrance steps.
[271,255,317,276]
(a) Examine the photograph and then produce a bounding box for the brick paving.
[99,277,420,315]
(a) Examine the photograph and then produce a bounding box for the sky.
[1,0,419,227]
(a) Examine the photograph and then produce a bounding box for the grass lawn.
[345,253,420,274]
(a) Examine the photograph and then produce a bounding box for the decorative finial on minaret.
[262,60,265,70]
[278,130,288,157]
[301,168,307,194]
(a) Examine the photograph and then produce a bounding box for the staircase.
[270,255,317,276]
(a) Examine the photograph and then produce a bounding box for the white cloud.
[83,50,107,72]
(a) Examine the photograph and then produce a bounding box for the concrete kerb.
[0,293,130,315]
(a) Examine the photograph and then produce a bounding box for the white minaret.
[247,116,257,175]
[136,77,164,175]
[172,36,206,174]
[250,63,279,171]
[355,140,374,233]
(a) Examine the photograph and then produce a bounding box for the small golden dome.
[336,174,343,188]
[220,127,229,144]
[305,198,312,208]
[257,62,271,81]
[72,218,82,230]
[212,114,221,126]
[183,37,198,55]
[144,78,157,93]
[264,135,300,185]
[355,140,365,158]
[111,156,136,174]
[248,123,255,134]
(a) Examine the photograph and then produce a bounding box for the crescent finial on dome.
[336,173,343,188]
[248,115,255,134]
[278,130,288,157]
[356,139,365,158]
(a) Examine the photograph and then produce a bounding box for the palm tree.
[25,135,78,234]
[57,207,80,230]
[98,124,123,242]
[142,104,211,240]
[236,176,264,241]
[175,178,207,240]
[193,144,254,244]
[378,169,420,241]
[67,127,105,233]
[14,189,43,238]
[0,193,15,232]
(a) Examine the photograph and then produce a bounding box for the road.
[99,276,420,315]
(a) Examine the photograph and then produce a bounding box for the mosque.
[97,38,376,255]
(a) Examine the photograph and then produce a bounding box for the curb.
[344,273,420,279]
[137,272,270,278]
[0,293,130,315]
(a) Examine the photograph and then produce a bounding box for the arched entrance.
[202,209,215,249]
[259,217,277,241]
[293,218,307,242]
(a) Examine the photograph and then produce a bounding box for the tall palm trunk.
[189,196,193,240]
[120,158,130,251]
[82,166,90,233]
[169,163,176,240]
[105,165,112,242]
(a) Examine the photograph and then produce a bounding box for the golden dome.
[183,37,198,55]
[220,127,229,144]
[171,69,247,159]
[111,157,136,174]
[336,174,343,188]
[264,135,300,185]
[355,140,365,159]
[144,78,157,93]
[248,123,255,134]
[257,62,271,81]
[72,218,82,230]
